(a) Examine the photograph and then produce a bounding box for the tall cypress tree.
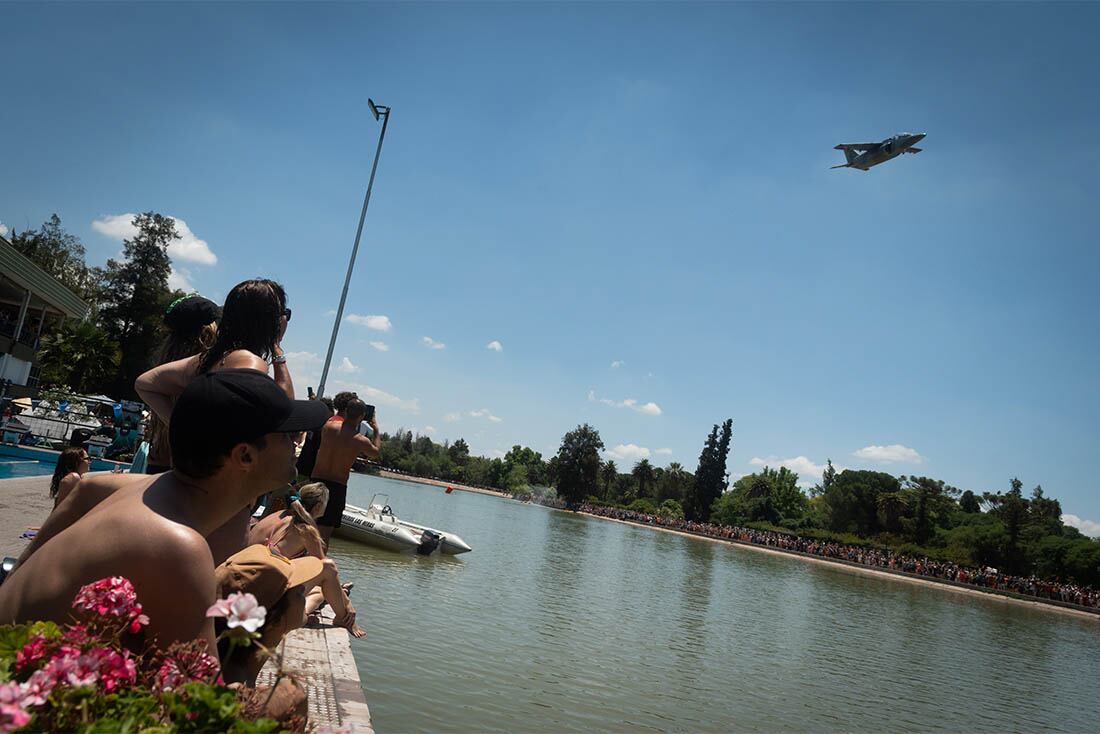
[687,419,734,522]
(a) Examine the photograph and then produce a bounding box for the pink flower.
[19,670,55,707]
[88,649,136,692]
[0,702,31,733]
[206,592,266,633]
[155,660,185,691]
[64,654,100,687]
[0,684,21,706]
[154,647,221,690]
[0,686,30,732]
[71,577,149,633]
[14,635,48,673]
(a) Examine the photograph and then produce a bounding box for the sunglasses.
[282,308,292,322]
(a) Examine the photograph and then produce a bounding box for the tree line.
[387,417,1098,587]
[8,213,184,399]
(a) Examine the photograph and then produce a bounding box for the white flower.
[206,592,266,633]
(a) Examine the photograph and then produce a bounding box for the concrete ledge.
[258,609,374,733]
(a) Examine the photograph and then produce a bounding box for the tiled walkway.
[258,610,374,733]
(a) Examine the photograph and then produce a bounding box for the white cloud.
[337,357,359,374]
[655,448,673,455]
[853,444,924,464]
[469,408,502,423]
[336,381,420,413]
[283,351,323,384]
[92,213,217,265]
[423,426,437,435]
[749,456,835,488]
[167,267,195,292]
[605,444,651,462]
[1062,514,1100,538]
[283,351,419,412]
[587,390,662,416]
[611,360,624,369]
[488,449,507,459]
[443,412,461,423]
[368,341,389,352]
[0,222,8,236]
[325,309,337,316]
[487,340,503,352]
[422,336,446,350]
[347,314,391,332]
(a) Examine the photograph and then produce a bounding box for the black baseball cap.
[164,294,221,334]
[169,369,331,460]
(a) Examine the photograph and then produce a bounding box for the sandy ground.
[583,512,1100,622]
[373,469,512,499]
[0,475,54,560]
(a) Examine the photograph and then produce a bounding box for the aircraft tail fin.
[844,148,860,165]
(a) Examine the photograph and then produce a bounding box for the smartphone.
[364,404,376,422]
[307,386,316,400]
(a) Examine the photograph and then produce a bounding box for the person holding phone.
[310,398,380,545]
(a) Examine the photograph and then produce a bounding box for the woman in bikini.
[248,482,364,637]
[49,447,91,507]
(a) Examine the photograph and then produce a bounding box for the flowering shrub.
[0,577,302,733]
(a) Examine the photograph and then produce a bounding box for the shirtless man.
[0,369,330,656]
[311,398,381,543]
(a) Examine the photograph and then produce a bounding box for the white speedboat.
[336,495,472,555]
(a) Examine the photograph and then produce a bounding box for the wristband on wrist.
[272,354,287,365]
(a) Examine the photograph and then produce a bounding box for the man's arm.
[353,417,381,459]
[15,474,143,568]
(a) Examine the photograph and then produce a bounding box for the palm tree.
[36,320,120,394]
[632,459,656,499]
[601,460,618,501]
[877,491,909,534]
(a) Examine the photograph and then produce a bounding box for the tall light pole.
[317,98,391,398]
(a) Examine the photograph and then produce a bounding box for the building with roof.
[0,234,90,395]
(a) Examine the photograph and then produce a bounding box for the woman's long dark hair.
[50,447,86,499]
[148,321,217,466]
[198,279,286,373]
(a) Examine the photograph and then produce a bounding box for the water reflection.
[334,476,1100,734]
[674,538,714,676]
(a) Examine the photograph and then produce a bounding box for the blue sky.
[2,3,1098,530]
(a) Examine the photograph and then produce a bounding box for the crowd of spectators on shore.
[580,504,1100,610]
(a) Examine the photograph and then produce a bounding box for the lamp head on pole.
[368,98,389,121]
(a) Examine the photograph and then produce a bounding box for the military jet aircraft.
[832,132,925,171]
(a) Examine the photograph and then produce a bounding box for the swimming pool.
[0,445,126,480]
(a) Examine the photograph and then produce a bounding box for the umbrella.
[12,397,32,409]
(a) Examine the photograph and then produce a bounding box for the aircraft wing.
[905,147,923,154]
[834,143,880,151]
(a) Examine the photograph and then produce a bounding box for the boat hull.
[337,505,422,552]
[396,519,473,555]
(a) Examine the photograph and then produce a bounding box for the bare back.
[311,418,378,485]
[0,475,217,654]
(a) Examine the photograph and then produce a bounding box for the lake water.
[329,475,1099,733]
